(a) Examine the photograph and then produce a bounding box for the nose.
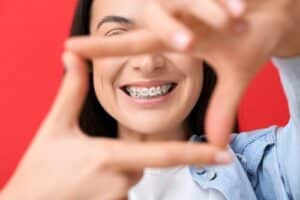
[131,54,166,75]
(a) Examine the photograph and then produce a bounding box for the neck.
[118,124,189,142]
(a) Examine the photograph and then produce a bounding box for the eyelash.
[105,28,127,37]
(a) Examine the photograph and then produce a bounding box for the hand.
[65,0,297,148]
[137,0,246,50]
[1,52,232,200]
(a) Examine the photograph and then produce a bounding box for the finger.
[186,0,231,29]
[46,51,89,128]
[96,140,233,171]
[65,30,165,59]
[221,0,246,17]
[142,1,195,51]
[205,70,251,148]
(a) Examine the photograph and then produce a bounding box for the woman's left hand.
[65,0,300,148]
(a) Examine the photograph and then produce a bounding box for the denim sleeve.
[272,57,300,199]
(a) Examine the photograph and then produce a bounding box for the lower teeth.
[141,95,162,99]
[131,92,167,99]
[128,87,172,99]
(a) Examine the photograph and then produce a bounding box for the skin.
[2,0,300,199]
[90,0,204,141]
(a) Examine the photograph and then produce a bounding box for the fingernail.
[172,31,192,51]
[214,151,233,164]
[227,0,245,17]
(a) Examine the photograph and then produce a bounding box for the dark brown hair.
[70,0,228,138]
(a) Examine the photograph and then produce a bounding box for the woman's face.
[90,0,204,139]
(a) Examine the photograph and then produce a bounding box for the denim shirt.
[188,57,300,200]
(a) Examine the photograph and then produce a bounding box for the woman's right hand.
[1,52,232,200]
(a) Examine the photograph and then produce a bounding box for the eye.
[105,28,127,37]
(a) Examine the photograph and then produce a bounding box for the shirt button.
[236,153,247,162]
[206,170,217,181]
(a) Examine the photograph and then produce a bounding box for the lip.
[120,80,177,88]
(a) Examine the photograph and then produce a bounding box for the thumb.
[205,70,251,148]
[46,51,89,130]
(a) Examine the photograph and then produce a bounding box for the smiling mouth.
[121,83,177,99]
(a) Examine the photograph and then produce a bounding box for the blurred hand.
[65,0,299,148]
[1,52,232,200]
[136,0,246,50]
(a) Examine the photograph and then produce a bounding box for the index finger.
[99,140,233,171]
[65,30,165,59]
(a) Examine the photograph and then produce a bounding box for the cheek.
[176,58,204,117]
[92,58,126,115]
[171,55,204,103]
[182,65,204,115]
[187,64,203,95]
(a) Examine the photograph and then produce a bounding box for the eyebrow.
[96,15,134,30]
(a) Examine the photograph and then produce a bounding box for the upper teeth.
[125,84,173,98]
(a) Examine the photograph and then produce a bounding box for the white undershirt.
[128,166,226,200]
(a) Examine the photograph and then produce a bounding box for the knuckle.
[97,151,112,170]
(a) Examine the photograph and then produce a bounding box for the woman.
[1,0,300,199]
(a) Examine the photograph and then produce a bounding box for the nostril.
[130,54,166,72]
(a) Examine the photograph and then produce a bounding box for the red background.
[0,0,289,189]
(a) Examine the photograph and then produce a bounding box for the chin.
[131,125,172,135]
[120,116,184,135]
